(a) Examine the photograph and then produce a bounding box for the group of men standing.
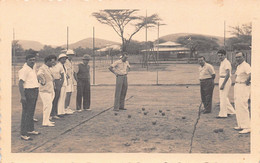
[199,50,251,134]
[18,50,91,140]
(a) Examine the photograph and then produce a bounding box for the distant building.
[142,41,190,60]
[96,44,121,56]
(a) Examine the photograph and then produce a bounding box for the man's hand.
[220,84,224,90]
[246,80,251,86]
[20,96,26,104]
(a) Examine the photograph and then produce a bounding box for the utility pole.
[145,10,148,71]
[224,21,226,50]
[93,27,96,85]
[67,26,69,50]
[13,28,16,85]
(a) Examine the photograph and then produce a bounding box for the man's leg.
[76,80,83,110]
[218,79,228,117]
[20,99,29,136]
[119,76,128,109]
[204,79,214,112]
[65,92,72,109]
[83,79,91,110]
[225,79,236,114]
[57,86,66,115]
[27,89,38,132]
[114,76,123,110]
[51,87,61,116]
[200,81,207,110]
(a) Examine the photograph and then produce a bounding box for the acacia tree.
[92,9,160,52]
[227,23,252,50]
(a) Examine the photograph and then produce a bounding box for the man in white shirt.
[109,52,130,111]
[18,53,40,140]
[37,55,57,127]
[217,49,236,118]
[64,49,76,113]
[234,52,251,134]
[198,56,215,114]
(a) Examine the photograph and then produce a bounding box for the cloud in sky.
[1,0,257,46]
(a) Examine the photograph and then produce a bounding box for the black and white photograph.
[1,0,260,162]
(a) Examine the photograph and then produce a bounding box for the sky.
[0,0,258,46]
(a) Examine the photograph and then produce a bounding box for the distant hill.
[159,33,224,46]
[18,40,44,51]
[62,38,120,49]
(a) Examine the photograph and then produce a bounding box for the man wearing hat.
[18,53,40,140]
[216,49,236,118]
[64,49,76,113]
[74,54,91,111]
[109,52,130,111]
[53,53,73,116]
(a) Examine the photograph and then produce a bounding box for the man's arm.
[108,66,118,76]
[211,74,216,80]
[246,73,251,86]
[18,80,26,103]
[220,69,230,90]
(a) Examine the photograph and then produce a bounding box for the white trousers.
[39,91,54,125]
[58,86,66,115]
[234,84,250,129]
[218,78,236,117]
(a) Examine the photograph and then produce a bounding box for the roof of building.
[156,41,182,47]
[97,44,121,52]
[142,47,189,52]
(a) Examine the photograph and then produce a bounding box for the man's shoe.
[53,115,60,119]
[21,135,33,141]
[113,109,120,112]
[27,131,40,135]
[227,113,235,117]
[119,108,127,110]
[84,108,92,111]
[33,118,38,122]
[216,116,227,119]
[42,123,55,127]
[234,127,243,131]
[65,109,74,115]
[239,129,251,134]
[49,121,55,124]
[202,110,211,114]
[77,109,83,112]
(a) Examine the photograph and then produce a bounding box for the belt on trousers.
[219,76,226,78]
[200,78,212,81]
[25,87,38,90]
[235,81,246,84]
[117,74,127,76]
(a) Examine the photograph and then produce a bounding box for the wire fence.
[12,51,251,86]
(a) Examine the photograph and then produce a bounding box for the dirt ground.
[11,83,250,153]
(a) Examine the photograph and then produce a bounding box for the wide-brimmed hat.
[66,49,75,55]
[58,53,68,60]
[83,54,91,60]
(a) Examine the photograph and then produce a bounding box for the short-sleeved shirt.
[50,62,67,86]
[37,64,54,93]
[110,60,130,75]
[235,61,251,83]
[199,63,215,80]
[219,58,232,77]
[18,63,39,88]
[64,59,75,85]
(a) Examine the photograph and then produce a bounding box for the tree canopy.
[226,23,252,50]
[92,9,161,52]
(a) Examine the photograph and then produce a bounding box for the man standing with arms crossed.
[18,53,40,140]
[234,52,251,134]
[198,56,215,114]
[109,53,130,111]
[217,49,236,118]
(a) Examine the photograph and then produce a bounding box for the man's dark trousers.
[21,88,38,136]
[51,79,62,116]
[76,78,90,110]
[200,78,214,112]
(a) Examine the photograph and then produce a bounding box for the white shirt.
[111,60,130,75]
[50,62,67,86]
[64,59,75,85]
[37,64,54,93]
[235,61,251,83]
[219,58,232,77]
[18,63,39,88]
[199,63,215,80]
